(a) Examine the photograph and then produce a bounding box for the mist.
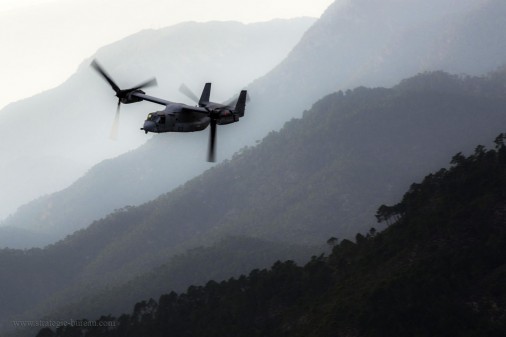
[0,0,335,221]
[3,1,506,336]
[0,18,315,223]
[0,0,334,110]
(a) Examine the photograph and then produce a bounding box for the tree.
[35,328,54,337]
[327,237,339,247]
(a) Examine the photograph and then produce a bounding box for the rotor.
[91,60,157,139]
[179,83,227,162]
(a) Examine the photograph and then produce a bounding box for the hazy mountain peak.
[0,17,315,223]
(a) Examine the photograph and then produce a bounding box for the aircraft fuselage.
[141,109,209,134]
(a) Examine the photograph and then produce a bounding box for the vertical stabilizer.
[199,83,211,106]
[235,90,247,117]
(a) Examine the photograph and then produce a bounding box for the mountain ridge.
[4,70,506,335]
[37,133,506,337]
[5,0,506,247]
[0,17,315,222]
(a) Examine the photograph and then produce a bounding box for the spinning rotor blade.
[109,100,121,140]
[92,59,157,141]
[208,119,217,162]
[91,60,121,94]
[92,59,157,94]
[179,83,200,104]
[129,77,158,91]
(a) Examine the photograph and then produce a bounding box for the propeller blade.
[179,83,200,104]
[109,100,121,140]
[130,77,158,91]
[208,119,217,162]
[91,59,121,94]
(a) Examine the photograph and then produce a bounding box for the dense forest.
[38,135,506,336]
[30,237,319,326]
[4,70,506,335]
[3,1,506,336]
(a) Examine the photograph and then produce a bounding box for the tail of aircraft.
[199,83,211,106]
[235,90,247,117]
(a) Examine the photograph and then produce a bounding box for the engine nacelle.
[120,90,145,104]
[217,111,239,125]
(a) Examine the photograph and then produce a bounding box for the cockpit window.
[147,113,155,121]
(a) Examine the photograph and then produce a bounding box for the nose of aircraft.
[141,120,156,133]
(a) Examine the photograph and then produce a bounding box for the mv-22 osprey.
[91,59,248,162]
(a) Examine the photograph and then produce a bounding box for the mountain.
[4,70,506,335]
[6,0,506,248]
[0,18,315,221]
[0,226,52,249]
[6,66,506,248]
[37,135,506,337]
[242,0,506,141]
[29,237,319,327]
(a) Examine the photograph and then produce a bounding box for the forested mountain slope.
[6,0,506,248]
[41,134,506,337]
[4,70,506,336]
[31,237,318,326]
[8,237,317,337]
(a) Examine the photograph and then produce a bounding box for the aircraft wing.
[131,92,171,106]
[206,102,232,110]
[132,91,209,115]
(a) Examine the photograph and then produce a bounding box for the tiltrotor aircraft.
[91,59,248,162]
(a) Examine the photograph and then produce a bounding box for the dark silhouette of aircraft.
[91,59,248,162]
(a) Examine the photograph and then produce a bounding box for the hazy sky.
[0,0,335,110]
